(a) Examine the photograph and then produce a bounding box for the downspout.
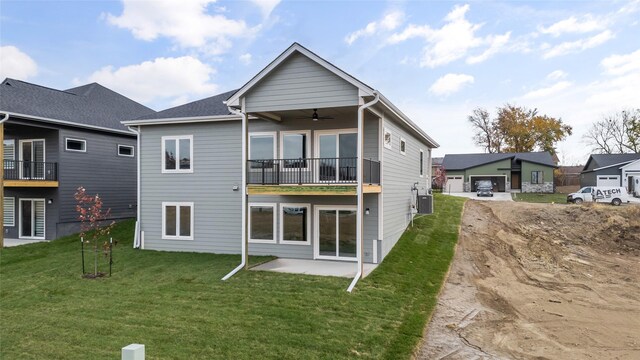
[347,91,379,293]
[0,113,8,249]
[127,125,141,249]
[222,107,248,280]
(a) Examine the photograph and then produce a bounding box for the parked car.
[476,180,494,197]
[567,186,629,206]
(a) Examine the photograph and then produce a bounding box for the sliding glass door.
[315,206,357,261]
[315,130,357,182]
[20,199,45,239]
[19,139,45,179]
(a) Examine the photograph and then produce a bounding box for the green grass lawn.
[0,193,465,360]
[512,192,569,203]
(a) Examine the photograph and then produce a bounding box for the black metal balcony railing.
[247,157,381,185]
[3,160,58,181]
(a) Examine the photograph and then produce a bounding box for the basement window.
[65,138,86,152]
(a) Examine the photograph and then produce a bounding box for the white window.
[3,140,15,169]
[65,138,86,152]
[162,202,193,240]
[280,203,310,245]
[383,128,392,149]
[3,197,15,227]
[162,135,193,173]
[118,144,135,157]
[249,203,276,243]
[280,130,310,169]
[399,137,406,155]
[249,132,276,169]
[531,171,544,184]
[419,149,424,177]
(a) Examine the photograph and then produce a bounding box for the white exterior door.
[597,175,620,187]
[447,176,464,192]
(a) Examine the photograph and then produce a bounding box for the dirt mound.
[419,201,640,360]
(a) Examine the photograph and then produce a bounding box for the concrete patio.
[3,238,47,247]
[251,258,378,278]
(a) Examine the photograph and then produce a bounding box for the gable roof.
[135,89,238,121]
[442,152,556,170]
[0,78,155,133]
[582,153,640,172]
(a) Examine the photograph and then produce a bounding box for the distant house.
[1,78,154,240]
[580,153,640,191]
[431,156,443,185]
[442,152,556,193]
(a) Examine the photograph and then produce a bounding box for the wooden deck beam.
[4,180,59,188]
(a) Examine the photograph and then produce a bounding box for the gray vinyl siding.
[57,128,137,224]
[581,167,623,187]
[139,121,244,253]
[381,117,430,261]
[3,188,58,240]
[244,52,359,112]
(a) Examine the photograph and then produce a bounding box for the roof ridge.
[3,78,79,96]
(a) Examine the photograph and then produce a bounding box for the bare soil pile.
[418,201,640,360]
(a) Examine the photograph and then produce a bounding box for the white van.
[567,186,629,206]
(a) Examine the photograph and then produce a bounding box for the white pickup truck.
[567,186,629,206]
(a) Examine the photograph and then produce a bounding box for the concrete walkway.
[3,238,47,247]
[251,258,378,278]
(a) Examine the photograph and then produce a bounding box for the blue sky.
[1,0,639,164]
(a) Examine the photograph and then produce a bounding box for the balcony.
[3,160,59,187]
[247,157,381,195]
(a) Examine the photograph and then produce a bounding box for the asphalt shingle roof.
[583,153,640,171]
[135,89,238,120]
[442,152,556,170]
[0,78,155,132]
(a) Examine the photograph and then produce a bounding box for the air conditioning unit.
[417,195,433,214]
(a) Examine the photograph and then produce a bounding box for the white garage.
[446,176,464,192]
[597,175,620,187]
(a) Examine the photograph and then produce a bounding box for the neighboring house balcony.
[3,160,59,187]
[247,157,381,195]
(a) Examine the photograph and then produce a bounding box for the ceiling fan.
[296,109,334,121]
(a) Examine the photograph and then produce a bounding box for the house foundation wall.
[522,181,554,193]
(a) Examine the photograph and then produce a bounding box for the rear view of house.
[124,43,437,278]
[442,152,557,193]
[1,79,154,240]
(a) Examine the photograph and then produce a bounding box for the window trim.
[280,203,311,246]
[419,149,424,177]
[65,137,87,153]
[248,202,277,244]
[279,130,311,167]
[3,197,15,227]
[383,128,392,150]
[118,144,135,157]
[18,198,46,240]
[399,137,407,155]
[531,171,544,184]
[161,135,194,174]
[161,202,194,240]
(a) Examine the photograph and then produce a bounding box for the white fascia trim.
[279,203,311,246]
[122,114,243,126]
[1,110,135,136]
[620,158,640,169]
[226,43,375,108]
[248,203,277,244]
[376,93,440,148]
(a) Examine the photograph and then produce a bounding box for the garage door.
[597,175,620,187]
[447,176,463,192]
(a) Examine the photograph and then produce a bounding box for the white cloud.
[429,73,474,96]
[106,0,259,55]
[388,4,510,67]
[250,0,280,18]
[0,46,38,80]
[542,30,614,59]
[601,49,640,75]
[239,53,252,65]
[538,15,607,37]
[522,81,572,99]
[79,56,218,107]
[345,10,404,45]
[546,70,568,81]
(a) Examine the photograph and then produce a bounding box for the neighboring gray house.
[442,152,557,193]
[580,153,640,191]
[1,78,154,240]
[123,43,438,287]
